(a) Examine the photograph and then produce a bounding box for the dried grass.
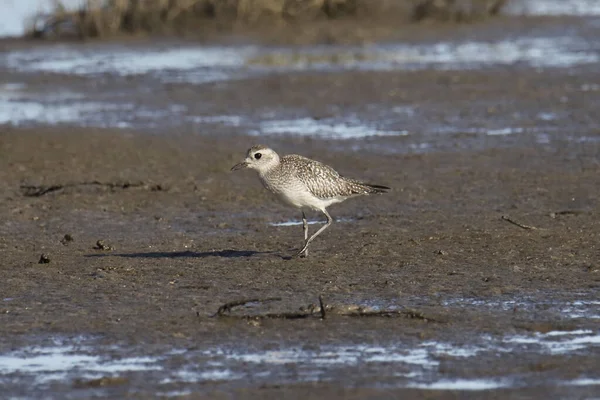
[28,0,507,39]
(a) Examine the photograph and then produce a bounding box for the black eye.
[254,153,262,160]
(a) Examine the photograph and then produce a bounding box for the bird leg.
[300,211,309,258]
[295,209,332,257]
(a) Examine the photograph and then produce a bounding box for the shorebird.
[231,145,389,257]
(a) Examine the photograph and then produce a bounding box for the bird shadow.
[86,249,278,259]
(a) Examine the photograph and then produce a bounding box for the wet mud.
[1,13,600,399]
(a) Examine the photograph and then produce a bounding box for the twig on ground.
[20,181,151,197]
[319,295,326,320]
[549,210,585,218]
[211,297,443,322]
[501,215,538,230]
[20,184,64,197]
[212,297,282,317]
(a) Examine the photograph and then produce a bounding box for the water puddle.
[581,83,600,91]
[0,82,186,128]
[3,36,597,82]
[565,378,600,386]
[3,46,252,78]
[2,324,598,395]
[406,379,511,391]
[504,330,600,354]
[0,341,161,385]
[270,217,353,227]
[506,0,600,16]
[1,3,599,148]
[251,117,408,139]
[2,294,598,389]
[1,80,589,148]
[567,135,600,143]
[440,295,600,320]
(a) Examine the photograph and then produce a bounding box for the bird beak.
[231,161,249,171]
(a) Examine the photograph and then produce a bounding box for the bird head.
[231,145,280,174]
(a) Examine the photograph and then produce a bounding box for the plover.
[231,145,389,257]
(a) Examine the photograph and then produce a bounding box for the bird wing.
[282,155,368,199]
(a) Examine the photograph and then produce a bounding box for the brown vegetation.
[28,0,507,40]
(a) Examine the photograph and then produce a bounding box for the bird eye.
[254,153,262,160]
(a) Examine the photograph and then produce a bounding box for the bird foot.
[294,246,309,258]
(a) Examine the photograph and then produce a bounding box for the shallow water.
[269,217,354,227]
[4,36,598,78]
[1,3,600,398]
[1,15,599,147]
[1,293,598,396]
[505,0,600,16]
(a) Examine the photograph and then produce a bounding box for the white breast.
[273,186,348,211]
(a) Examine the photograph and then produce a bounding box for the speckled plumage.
[231,145,390,257]
[266,154,386,200]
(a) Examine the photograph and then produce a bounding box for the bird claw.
[294,245,309,258]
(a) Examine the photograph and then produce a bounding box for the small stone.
[60,234,74,246]
[93,240,113,251]
[38,254,50,264]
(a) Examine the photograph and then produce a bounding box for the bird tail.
[363,183,390,194]
[346,178,390,194]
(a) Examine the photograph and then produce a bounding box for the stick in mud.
[212,297,283,317]
[20,181,148,197]
[319,295,326,320]
[549,210,586,218]
[212,297,444,322]
[501,215,538,230]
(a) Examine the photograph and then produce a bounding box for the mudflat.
[1,26,600,398]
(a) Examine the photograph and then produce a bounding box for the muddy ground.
[0,42,600,397]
